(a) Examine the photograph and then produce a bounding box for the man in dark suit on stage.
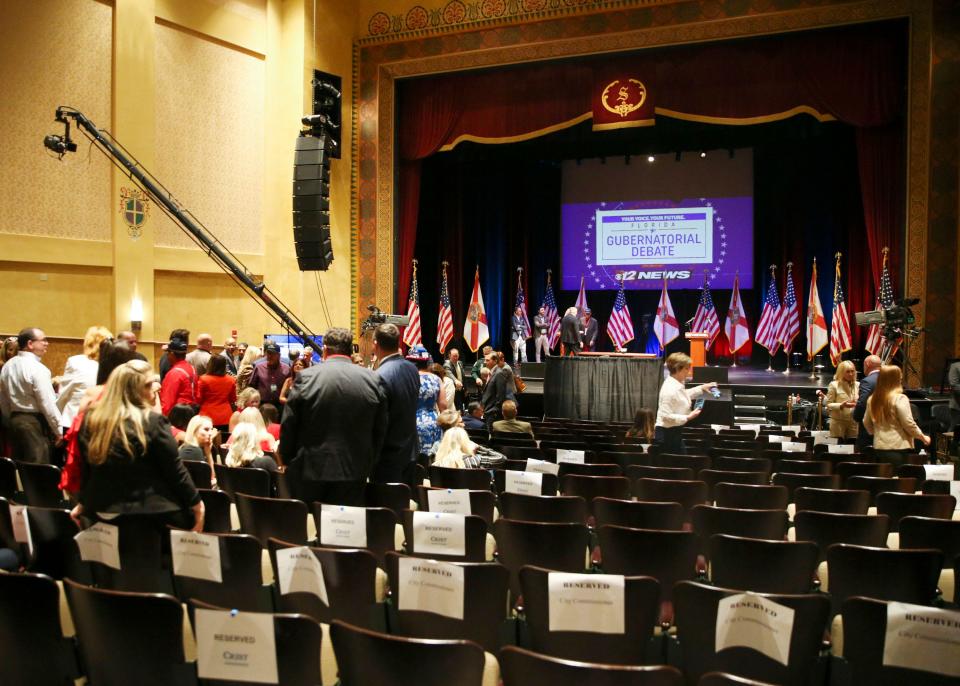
[371,323,419,485]
[560,307,581,356]
[481,352,508,431]
[580,308,599,352]
[852,354,883,451]
[443,347,465,409]
[281,327,387,505]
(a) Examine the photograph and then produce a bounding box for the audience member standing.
[279,359,305,405]
[235,344,261,392]
[560,307,580,356]
[0,336,18,371]
[864,364,930,468]
[948,359,960,413]
[229,387,261,432]
[580,308,598,352]
[116,330,138,352]
[0,328,62,463]
[220,337,240,376]
[248,342,290,407]
[197,355,236,432]
[825,360,859,439]
[280,328,386,505]
[57,326,112,434]
[852,354,882,451]
[186,333,214,375]
[654,352,716,455]
[435,362,456,414]
[471,345,493,396]
[372,323,420,484]
[481,352,508,430]
[159,336,197,416]
[409,346,446,456]
[443,348,465,409]
[159,328,189,380]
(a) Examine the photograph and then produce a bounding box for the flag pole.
[783,261,793,375]
[809,257,819,380]
[766,264,776,372]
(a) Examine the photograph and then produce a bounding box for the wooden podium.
[685,332,709,369]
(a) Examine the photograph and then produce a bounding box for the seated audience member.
[178,415,217,483]
[462,401,485,431]
[864,364,930,468]
[235,345,262,392]
[492,400,533,436]
[72,360,203,532]
[433,427,481,469]
[260,403,281,442]
[224,423,278,472]
[167,404,196,444]
[437,409,464,432]
[279,358,305,405]
[625,407,656,441]
[197,354,237,432]
[226,406,277,452]
[229,387,261,432]
[57,325,113,435]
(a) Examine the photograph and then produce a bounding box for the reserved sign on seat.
[319,504,367,548]
[171,530,222,582]
[275,545,329,604]
[75,522,120,570]
[548,572,625,634]
[412,511,466,556]
[504,471,543,495]
[196,608,278,683]
[396,556,465,620]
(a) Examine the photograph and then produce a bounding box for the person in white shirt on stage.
[0,328,63,463]
[654,352,716,454]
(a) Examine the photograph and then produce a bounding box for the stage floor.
[721,366,829,390]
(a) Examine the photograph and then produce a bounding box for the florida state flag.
[463,267,489,353]
[593,74,655,131]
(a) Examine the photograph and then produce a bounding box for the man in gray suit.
[281,327,387,505]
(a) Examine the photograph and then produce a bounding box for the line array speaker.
[293,134,333,270]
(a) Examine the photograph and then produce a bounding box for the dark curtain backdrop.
[396,20,907,365]
[544,356,663,422]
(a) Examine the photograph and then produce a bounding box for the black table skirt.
[544,356,663,422]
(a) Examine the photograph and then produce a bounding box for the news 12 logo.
[617,270,692,281]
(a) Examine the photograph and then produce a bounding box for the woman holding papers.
[863,365,930,468]
[654,353,716,454]
[70,360,204,532]
[824,360,859,439]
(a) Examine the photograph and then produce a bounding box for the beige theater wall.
[0,0,356,366]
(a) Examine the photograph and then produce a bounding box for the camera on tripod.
[854,297,921,343]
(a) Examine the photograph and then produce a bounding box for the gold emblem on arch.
[601,78,647,118]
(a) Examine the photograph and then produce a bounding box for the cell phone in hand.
[694,398,705,410]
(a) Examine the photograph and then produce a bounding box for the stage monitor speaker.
[293,134,333,271]
[692,366,729,384]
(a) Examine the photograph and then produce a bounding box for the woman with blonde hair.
[228,387,261,431]
[654,352,717,454]
[225,423,278,472]
[864,364,930,468]
[179,415,217,487]
[0,336,17,370]
[226,406,277,452]
[433,427,480,469]
[71,360,203,531]
[235,345,262,392]
[824,360,859,439]
[57,325,113,432]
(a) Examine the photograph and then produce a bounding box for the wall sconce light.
[130,297,143,332]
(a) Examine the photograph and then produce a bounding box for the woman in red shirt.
[196,355,236,432]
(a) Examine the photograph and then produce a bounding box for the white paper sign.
[396,556,465,620]
[639,443,652,452]
[711,425,729,434]
[171,531,222,583]
[504,470,543,495]
[814,435,839,446]
[525,458,560,476]
[75,522,121,570]
[319,504,367,548]
[767,435,787,443]
[781,425,801,435]
[548,572,625,634]
[9,504,32,553]
[427,489,472,515]
[951,482,960,511]
[737,424,761,435]
[412,511,466,556]
[196,608,278,683]
[782,442,807,452]
[923,465,954,482]
[275,545,328,604]
[883,602,960,677]
[809,430,830,441]
[827,444,855,455]
[715,593,795,665]
[556,449,585,464]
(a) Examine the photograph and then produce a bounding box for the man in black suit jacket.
[481,352,508,431]
[560,307,581,356]
[372,324,420,485]
[280,327,387,505]
[852,354,882,451]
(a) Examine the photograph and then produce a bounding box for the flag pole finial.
[769,264,777,273]
[786,261,794,269]
[441,260,449,268]
[835,252,842,261]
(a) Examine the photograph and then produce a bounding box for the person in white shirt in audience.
[863,364,930,468]
[654,352,716,455]
[57,326,113,435]
[824,360,859,439]
[0,328,62,463]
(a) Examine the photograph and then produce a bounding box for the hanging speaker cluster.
[292,133,333,271]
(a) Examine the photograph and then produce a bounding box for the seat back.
[364,481,412,518]
[776,460,831,476]
[499,492,588,524]
[81,516,174,593]
[235,493,308,545]
[0,572,80,685]
[493,518,590,600]
[171,531,269,611]
[560,475,631,515]
[499,645,684,686]
[708,534,818,594]
[197,488,232,533]
[24,506,86,581]
[714,483,788,510]
[627,465,696,482]
[597,525,698,603]
[494,469,559,496]
[214,464,271,498]
[17,462,64,507]
[673,581,830,686]
[633,479,708,519]
[0,457,17,499]
[594,498,684,531]
[794,487,870,515]
[181,460,213,489]
[401,510,488,562]
[416,486,496,525]
[771,473,840,501]
[793,511,890,562]
[64,578,196,686]
[428,466,493,491]
[269,539,381,627]
[836,461,894,485]
[697,673,782,686]
[875,492,956,532]
[557,462,623,478]
[655,453,711,473]
[520,565,660,664]
[330,619,486,686]
[826,544,942,615]
[311,503,398,565]
[846,476,917,504]
[698,470,769,501]
[691,505,788,552]
[386,551,509,652]
[899,516,960,566]
[713,457,772,476]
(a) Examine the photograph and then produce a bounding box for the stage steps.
[733,393,767,424]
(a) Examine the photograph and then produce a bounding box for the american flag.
[865,250,894,355]
[606,277,634,350]
[436,263,454,354]
[514,273,532,340]
[777,263,800,353]
[402,261,422,347]
[830,255,852,366]
[543,272,561,349]
[755,269,782,354]
[690,275,720,350]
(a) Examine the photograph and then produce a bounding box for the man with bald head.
[853,354,883,451]
[187,333,214,375]
[220,337,239,376]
